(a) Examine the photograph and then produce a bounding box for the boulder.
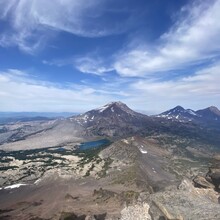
[120,203,152,220]
[193,176,215,189]
[206,167,220,191]
[147,179,220,220]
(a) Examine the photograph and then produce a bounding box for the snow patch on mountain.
[97,105,109,113]
[138,145,148,154]
[4,183,27,189]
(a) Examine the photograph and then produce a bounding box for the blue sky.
[0,0,219,113]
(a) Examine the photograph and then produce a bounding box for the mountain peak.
[196,106,220,119]
[95,101,131,113]
[173,105,185,111]
[208,106,220,114]
[103,101,126,107]
[108,101,124,105]
[157,105,198,121]
[70,101,150,136]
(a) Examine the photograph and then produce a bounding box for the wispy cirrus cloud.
[74,56,114,76]
[114,0,220,77]
[43,54,114,76]
[0,0,135,53]
[43,0,220,78]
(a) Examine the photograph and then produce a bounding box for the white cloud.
[129,62,220,112]
[43,55,114,75]
[0,0,220,113]
[0,0,133,53]
[74,56,114,75]
[0,65,219,113]
[0,69,121,112]
[114,0,220,77]
[39,0,220,79]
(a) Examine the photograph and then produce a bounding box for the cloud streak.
[114,0,220,77]
[74,56,114,76]
[129,62,220,112]
[0,69,124,112]
[0,0,135,53]
[0,64,219,113]
[43,55,114,76]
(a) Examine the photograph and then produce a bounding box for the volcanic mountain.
[1,102,220,151]
[69,101,154,137]
[196,106,220,121]
[156,105,199,122]
[156,105,220,124]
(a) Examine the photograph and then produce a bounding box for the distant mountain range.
[66,102,220,143]
[1,104,219,125]
[156,105,220,124]
[0,101,220,151]
[0,112,78,118]
[0,112,78,124]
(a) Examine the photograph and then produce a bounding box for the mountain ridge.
[156,105,220,124]
[0,101,220,151]
[196,106,220,121]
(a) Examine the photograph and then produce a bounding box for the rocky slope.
[147,178,220,220]
[69,101,155,137]
[156,105,220,125]
[0,135,219,219]
[0,102,220,219]
[196,106,220,121]
[0,102,220,151]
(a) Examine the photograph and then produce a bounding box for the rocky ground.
[0,142,112,187]
[0,120,87,151]
[0,135,219,219]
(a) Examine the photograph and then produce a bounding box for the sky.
[0,0,220,114]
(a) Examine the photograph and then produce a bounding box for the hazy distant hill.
[0,112,78,124]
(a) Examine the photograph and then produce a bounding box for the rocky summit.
[156,105,220,127]
[0,102,220,219]
[69,101,153,137]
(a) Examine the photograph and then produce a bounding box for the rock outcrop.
[206,167,220,191]
[193,176,215,189]
[120,203,151,220]
[147,179,220,220]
